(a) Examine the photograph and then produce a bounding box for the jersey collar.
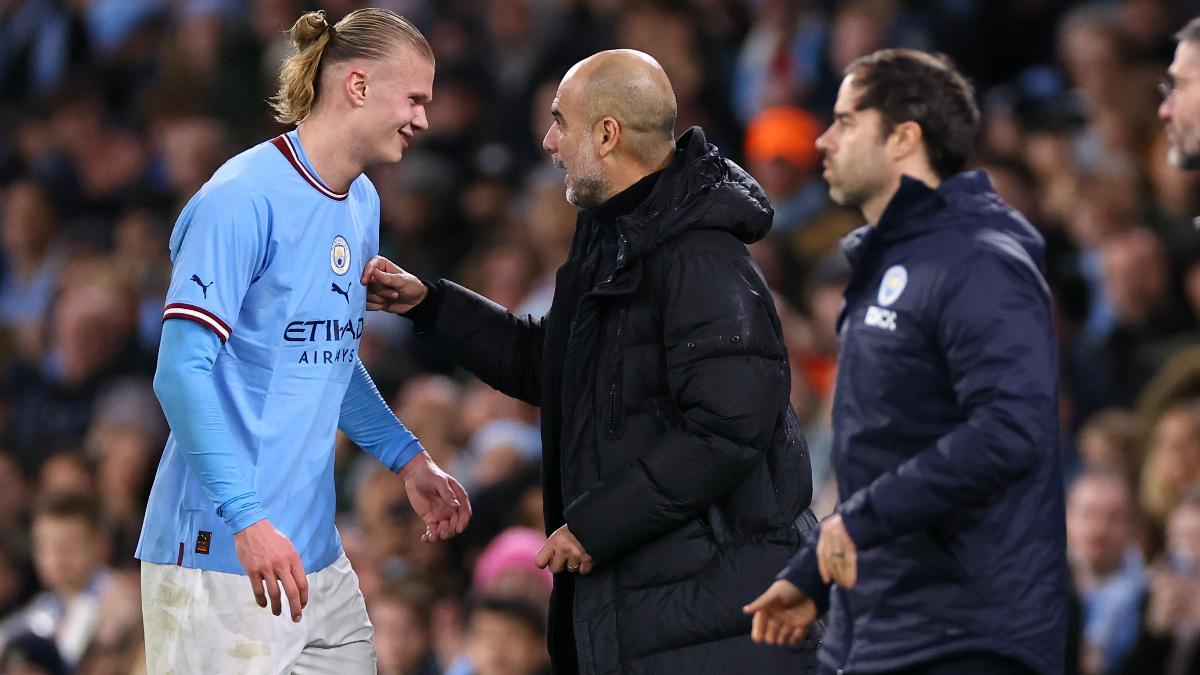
[271,130,349,201]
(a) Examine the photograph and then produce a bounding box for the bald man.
[363,50,820,674]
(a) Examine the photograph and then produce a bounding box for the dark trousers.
[819,651,1037,675]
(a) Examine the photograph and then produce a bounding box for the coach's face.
[816,74,893,216]
[1161,40,1200,170]
[543,71,612,210]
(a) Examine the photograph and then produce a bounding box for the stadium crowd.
[2,0,1200,673]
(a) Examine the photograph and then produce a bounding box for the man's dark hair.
[33,492,100,529]
[1176,17,1200,44]
[468,595,547,637]
[845,49,981,179]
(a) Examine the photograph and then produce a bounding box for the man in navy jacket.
[745,49,1067,675]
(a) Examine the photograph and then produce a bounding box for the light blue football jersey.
[137,130,392,575]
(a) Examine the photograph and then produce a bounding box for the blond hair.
[271,8,433,125]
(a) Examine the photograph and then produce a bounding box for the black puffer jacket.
[406,128,819,674]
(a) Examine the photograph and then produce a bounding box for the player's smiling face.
[363,44,434,164]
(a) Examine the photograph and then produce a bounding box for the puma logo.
[191,275,213,298]
[331,282,350,303]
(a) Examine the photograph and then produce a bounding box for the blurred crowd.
[3,0,1200,673]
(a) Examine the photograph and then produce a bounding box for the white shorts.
[141,554,375,674]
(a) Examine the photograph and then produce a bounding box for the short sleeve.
[163,182,268,342]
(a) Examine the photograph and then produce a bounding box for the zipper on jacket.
[604,303,628,436]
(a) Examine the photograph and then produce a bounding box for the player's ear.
[346,68,369,107]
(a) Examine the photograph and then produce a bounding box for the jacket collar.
[841,170,996,266]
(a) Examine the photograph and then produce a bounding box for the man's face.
[1160,40,1200,169]
[358,45,433,166]
[1168,505,1200,571]
[32,515,98,597]
[815,74,893,214]
[371,600,430,675]
[542,77,611,209]
[1066,477,1134,578]
[467,610,548,675]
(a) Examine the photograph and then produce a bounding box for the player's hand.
[401,451,471,541]
[234,519,308,622]
[743,580,818,646]
[535,524,594,575]
[816,514,858,588]
[361,256,428,314]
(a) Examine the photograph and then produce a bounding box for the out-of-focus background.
[2,0,1200,673]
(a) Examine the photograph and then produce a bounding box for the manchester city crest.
[877,265,908,307]
[331,235,351,276]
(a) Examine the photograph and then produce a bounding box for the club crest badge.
[331,235,351,276]
[877,265,908,307]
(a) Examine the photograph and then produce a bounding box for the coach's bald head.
[567,50,677,162]
[544,50,678,208]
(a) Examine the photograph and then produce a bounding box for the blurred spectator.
[1119,485,1200,674]
[1141,399,1200,529]
[0,181,64,366]
[3,255,143,473]
[0,494,111,670]
[393,374,465,470]
[1069,227,1195,420]
[36,452,93,499]
[731,0,824,123]
[462,420,540,491]
[457,596,549,675]
[471,527,552,609]
[369,580,440,675]
[0,0,88,101]
[1076,409,1144,483]
[1067,470,1146,674]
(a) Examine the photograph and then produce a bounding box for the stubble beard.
[564,143,613,210]
[1168,142,1200,170]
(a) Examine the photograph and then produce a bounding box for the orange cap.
[744,106,823,171]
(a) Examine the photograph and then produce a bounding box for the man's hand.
[234,519,308,622]
[743,580,818,646]
[361,256,428,314]
[401,451,472,542]
[816,514,858,588]
[1145,570,1196,635]
[535,524,594,575]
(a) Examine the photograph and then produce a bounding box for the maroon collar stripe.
[270,135,349,201]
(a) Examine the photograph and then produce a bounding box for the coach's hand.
[234,519,308,622]
[743,580,817,646]
[362,256,428,314]
[816,514,858,588]
[535,524,593,575]
[401,451,472,542]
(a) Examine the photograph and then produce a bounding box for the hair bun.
[290,10,331,51]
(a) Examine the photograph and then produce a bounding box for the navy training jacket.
[780,171,1067,674]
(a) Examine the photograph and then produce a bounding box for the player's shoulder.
[188,143,286,212]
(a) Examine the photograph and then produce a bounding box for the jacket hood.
[617,126,774,256]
